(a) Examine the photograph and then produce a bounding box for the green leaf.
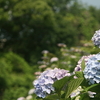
[53,76,70,95]
[43,94,59,100]
[75,71,84,78]
[79,93,90,100]
[75,71,90,87]
[36,96,43,100]
[84,84,99,92]
[36,95,59,100]
[84,83,100,94]
[65,77,84,98]
[81,59,85,71]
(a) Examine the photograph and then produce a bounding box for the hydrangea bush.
[84,53,100,84]
[33,68,71,98]
[18,29,100,100]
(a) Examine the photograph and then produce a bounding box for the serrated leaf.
[65,77,84,98]
[75,71,84,78]
[53,75,74,95]
[53,76,69,94]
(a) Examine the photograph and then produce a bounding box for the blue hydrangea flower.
[83,53,100,84]
[74,55,94,72]
[74,54,100,84]
[92,29,100,48]
[33,68,71,98]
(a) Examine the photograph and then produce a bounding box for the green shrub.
[0,52,35,100]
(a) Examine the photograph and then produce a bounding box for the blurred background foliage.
[0,0,100,99]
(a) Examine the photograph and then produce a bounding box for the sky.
[79,0,100,8]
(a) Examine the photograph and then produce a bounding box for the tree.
[0,0,100,63]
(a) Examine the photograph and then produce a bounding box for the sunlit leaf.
[81,59,85,71]
[75,71,84,78]
[53,76,70,94]
[65,77,84,98]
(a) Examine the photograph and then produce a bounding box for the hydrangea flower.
[70,86,83,98]
[57,43,66,47]
[42,50,49,54]
[70,86,96,99]
[28,89,34,95]
[26,95,32,100]
[88,91,96,98]
[75,53,100,84]
[33,68,71,98]
[74,55,94,72]
[83,53,100,84]
[91,29,100,48]
[50,57,58,62]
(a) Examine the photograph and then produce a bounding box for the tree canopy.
[0,0,100,62]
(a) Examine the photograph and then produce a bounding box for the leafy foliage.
[0,0,100,63]
[65,72,84,99]
[0,52,35,100]
[0,0,100,100]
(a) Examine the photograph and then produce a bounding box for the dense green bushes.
[0,52,36,100]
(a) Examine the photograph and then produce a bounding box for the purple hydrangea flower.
[92,29,100,48]
[33,68,71,98]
